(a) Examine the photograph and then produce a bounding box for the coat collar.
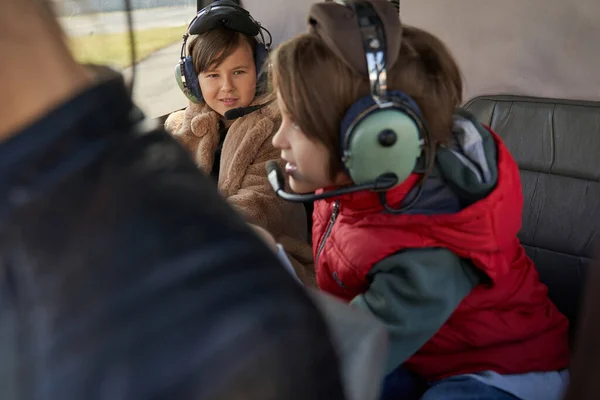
[318,173,422,214]
[176,94,280,196]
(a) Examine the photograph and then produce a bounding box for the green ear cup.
[174,63,186,95]
[174,62,203,104]
[344,109,422,186]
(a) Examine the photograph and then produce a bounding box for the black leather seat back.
[464,95,600,327]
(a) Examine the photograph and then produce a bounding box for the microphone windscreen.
[265,160,279,175]
[224,107,244,120]
[265,161,284,192]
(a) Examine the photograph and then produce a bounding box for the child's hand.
[249,224,278,252]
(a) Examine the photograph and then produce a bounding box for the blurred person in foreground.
[0,1,343,399]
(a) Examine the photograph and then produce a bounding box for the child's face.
[198,44,256,117]
[272,92,349,194]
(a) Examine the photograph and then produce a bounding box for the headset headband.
[182,1,272,57]
[309,0,401,81]
[189,2,259,37]
[351,1,388,99]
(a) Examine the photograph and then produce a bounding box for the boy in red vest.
[268,0,570,399]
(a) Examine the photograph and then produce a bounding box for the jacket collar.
[319,174,422,214]
[185,93,275,138]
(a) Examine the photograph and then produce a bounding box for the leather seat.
[464,95,600,329]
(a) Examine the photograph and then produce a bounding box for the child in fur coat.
[165,21,314,285]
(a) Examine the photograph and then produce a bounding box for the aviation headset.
[319,0,430,191]
[324,0,428,185]
[175,0,273,104]
[267,0,433,210]
[268,0,432,208]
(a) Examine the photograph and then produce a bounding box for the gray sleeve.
[350,248,481,374]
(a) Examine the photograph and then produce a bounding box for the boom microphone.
[265,161,398,203]
[224,102,272,120]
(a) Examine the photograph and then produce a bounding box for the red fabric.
[312,129,570,381]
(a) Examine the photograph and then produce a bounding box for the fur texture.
[165,95,315,286]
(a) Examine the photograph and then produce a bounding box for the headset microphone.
[265,161,397,203]
[224,101,273,120]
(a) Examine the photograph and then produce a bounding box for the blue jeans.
[381,368,519,400]
[380,366,427,400]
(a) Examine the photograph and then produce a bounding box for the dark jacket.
[0,72,343,400]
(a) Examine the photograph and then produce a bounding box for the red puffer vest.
[312,130,570,381]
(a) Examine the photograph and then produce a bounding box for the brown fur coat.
[164,95,315,286]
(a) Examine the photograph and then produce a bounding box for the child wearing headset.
[268,0,570,399]
[165,1,314,285]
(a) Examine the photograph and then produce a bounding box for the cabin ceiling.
[242,0,600,102]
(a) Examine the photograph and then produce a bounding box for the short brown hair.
[189,27,257,74]
[271,26,462,177]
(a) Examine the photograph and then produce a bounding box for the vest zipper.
[315,201,340,270]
